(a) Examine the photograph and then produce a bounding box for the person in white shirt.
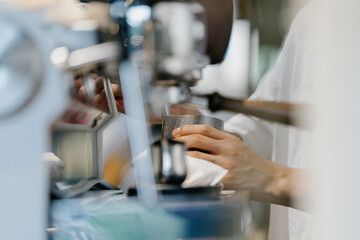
[172,3,319,240]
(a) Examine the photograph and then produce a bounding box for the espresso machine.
[0,1,253,239]
[49,0,235,199]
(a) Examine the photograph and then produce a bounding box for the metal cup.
[162,115,224,139]
[156,115,223,184]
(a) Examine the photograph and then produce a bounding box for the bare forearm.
[259,163,314,211]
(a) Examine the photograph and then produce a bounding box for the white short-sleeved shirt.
[225,3,318,240]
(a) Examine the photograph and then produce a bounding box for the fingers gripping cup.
[162,115,224,155]
[154,115,224,185]
[162,115,224,140]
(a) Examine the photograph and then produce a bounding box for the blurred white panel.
[0,8,68,240]
[103,114,130,161]
[313,0,360,239]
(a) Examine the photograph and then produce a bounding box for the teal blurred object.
[51,193,249,239]
[51,195,187,240]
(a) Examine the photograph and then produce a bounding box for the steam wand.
[188,92,311,128]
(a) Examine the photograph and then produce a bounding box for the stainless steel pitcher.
[161,115,224,139]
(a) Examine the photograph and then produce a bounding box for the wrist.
[264,163,293,206]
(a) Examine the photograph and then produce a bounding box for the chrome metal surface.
[151,139,187,184]
[162,115,224,139]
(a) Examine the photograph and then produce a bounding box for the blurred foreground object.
[0,4,68,240]
[51,191,250,239]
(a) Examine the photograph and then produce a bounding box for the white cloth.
[181,155,228,188]
[225,3,318,240]
[43,152,65,182]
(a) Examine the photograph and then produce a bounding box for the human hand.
[76,75,124,113]
[172,124,290,203]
